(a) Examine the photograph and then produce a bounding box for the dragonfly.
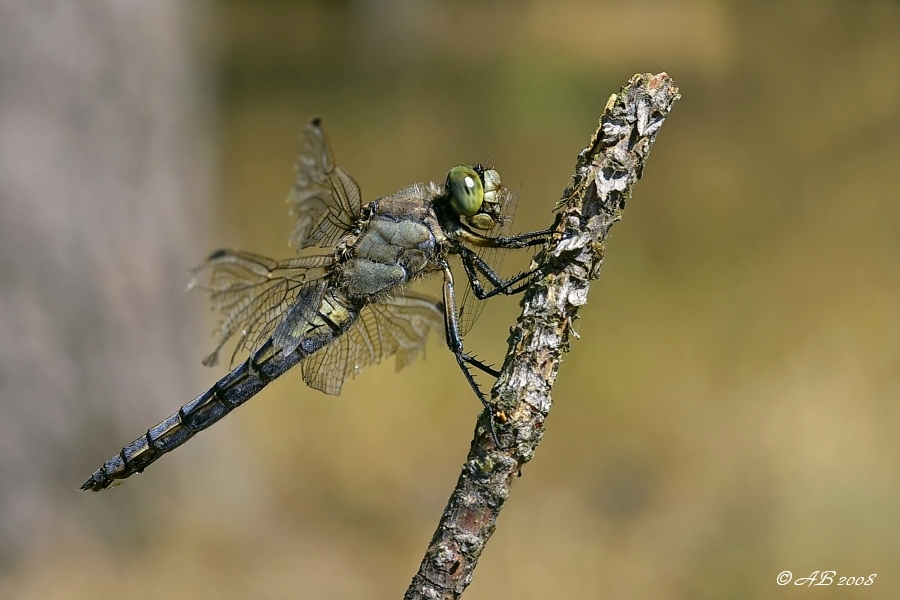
[81,118,555,492]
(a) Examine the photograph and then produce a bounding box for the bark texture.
[404,72,680,600]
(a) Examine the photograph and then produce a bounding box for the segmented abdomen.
[81,288,359,492]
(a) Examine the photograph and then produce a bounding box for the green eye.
[445,166,484,216]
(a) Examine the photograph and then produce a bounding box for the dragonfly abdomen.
[80,290,362,492]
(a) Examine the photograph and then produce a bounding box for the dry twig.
[405,72,680,600]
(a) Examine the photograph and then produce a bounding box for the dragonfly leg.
[462,354,500,378]
[441,261,505,446]
[460,249,545,301]
[492,226,557,250]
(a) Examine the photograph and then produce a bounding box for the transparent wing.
[458,186,518,336]
[288,118,362,250]
[189,249,333,367]
[302,295,444,396]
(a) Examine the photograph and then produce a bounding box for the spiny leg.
[441,261,498,377]
[441,261,505,446]
[462,354,501,378]
[491,226,556,250]
[460,248,545,301]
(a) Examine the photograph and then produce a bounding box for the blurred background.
[1,0,899,598]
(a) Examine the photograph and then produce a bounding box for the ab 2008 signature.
[777,571,876,587]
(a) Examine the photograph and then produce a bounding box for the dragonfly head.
[444,164,505,231]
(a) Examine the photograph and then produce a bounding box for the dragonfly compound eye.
[446,165,484,217]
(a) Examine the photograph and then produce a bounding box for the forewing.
[189,249,332,367]
[458,186,518,336]
[301,295,444,396]
[288,118,362,250]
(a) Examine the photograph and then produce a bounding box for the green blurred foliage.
[8,0,900,598]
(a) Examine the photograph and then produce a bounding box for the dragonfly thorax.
[339,188,443,300]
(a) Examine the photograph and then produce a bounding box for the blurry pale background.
[1,0,899,598]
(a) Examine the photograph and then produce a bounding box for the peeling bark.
[404,73,680,600]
